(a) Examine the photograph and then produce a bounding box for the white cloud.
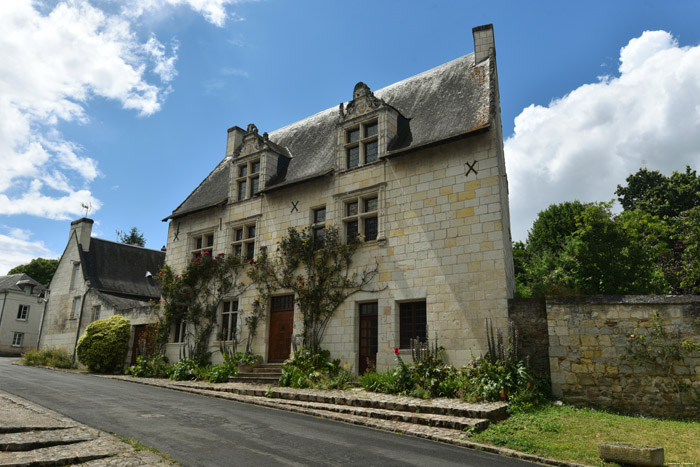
[0,0,178,221]
[0,228,59,275]
[506,30,700,242]
[121,0,245,27]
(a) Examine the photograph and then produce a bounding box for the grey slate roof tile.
[166,53,492,220]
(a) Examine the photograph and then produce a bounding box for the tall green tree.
[118,227,146,247]
[8,257,60,287]
[616,166,700,219]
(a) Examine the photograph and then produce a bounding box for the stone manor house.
[163,24,514,372]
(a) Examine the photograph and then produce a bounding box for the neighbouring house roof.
[165,52,494,220]
[0,274,45,294]
[79,239,165,300]
[93,290,153,311]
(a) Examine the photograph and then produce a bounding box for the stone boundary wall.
[507,298,549,378]
[547,296,700,419]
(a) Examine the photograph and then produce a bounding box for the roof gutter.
[72,287,90,364]
[162,198,227,222]
[384,123,490,159]
[0,291,7,340]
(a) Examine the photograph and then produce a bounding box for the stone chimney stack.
[70,218,94,252]
[226,126,245,158]
[472,24,495,65]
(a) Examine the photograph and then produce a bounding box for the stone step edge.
[255,395,490,431]
[206,384,507,421]
[0,438,120,467]
[0,426,77,434]
[108,380,587,467]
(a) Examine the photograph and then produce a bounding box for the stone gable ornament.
[339,82,384,121]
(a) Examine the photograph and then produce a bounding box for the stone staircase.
[228,363,282,385]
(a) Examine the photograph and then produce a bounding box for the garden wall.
[508,298,550,378]
[547,296,700,419]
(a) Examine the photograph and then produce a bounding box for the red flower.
[195,257,200,262]
[154,329,158,333]
[249,259,256,264]
[301,282,304,286]
[155,321,159,325]
[357,232,361,236]
[393,347,400,355]
[260,245,267,250]
[175,274,179,278]
[216,323,220,327]
[218,253,225,257]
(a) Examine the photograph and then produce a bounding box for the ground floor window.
[12,332,24,347]
[173,320,186,343]
[399,301,426,348]
[219,300,238,341]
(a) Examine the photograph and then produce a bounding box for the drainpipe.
[36,290,50,350]
[71,288,90,363]
[0,291,7,338]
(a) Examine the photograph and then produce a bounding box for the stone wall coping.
[545,295,700,306]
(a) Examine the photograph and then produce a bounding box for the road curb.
[107,375,592,467]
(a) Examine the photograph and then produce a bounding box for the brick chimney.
[472,24,495,65]
[70,218,93,252]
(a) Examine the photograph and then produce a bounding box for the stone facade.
[547,296,700,419]
[39,218,165,367]
[0,275,45,356]
[507,298,549,378]
[163,24,515,371]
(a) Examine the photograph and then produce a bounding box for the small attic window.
[345,119,379,169]
[235,159,261,201]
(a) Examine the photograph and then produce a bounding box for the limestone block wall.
[548,296,700,419]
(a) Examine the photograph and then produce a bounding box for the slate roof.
[79,239,165,300]
[0,274,45,294]
[93,290,153,311]
[166,52,493,220]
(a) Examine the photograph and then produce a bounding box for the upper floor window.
[192,232,215,259]
[16,304,29,321]
[312,206,326,246]
[219,300,238,342]
[70,262,80,290]
[235,159,261,201]
[343,195,378,242]
[345,120,379,169]
[232,223,256,260]
[71,296,81,319]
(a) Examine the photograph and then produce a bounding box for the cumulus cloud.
[0,228,58,275]
[0,1,178,221]
[121,0,244,27]
[506,30,700,241]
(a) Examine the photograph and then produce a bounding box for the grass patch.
[116,435,179,464]
[21,349,75,369]
[469,404,700,466]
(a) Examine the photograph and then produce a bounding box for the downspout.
[0,291,7,338]
[71,287,90,363]
[36,290,50,350]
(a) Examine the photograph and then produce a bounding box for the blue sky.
[2,0,700,273]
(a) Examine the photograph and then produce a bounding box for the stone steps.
[0,427,95,452]
[228,363,282,385]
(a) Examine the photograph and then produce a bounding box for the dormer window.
[235,159,261,201]
[345,120,379,169]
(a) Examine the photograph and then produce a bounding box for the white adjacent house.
[0,274,46,356]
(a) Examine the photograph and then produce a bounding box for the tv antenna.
[80,202,91,217]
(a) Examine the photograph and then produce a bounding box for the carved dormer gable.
[229,123,291,203]
[339,82,385,122]
[337,82,400,171]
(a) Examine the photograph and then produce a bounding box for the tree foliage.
[118,227,146,247]
[516,166,700,297]
[156,251,248,365]
[248,226,380,355]
[8,257,59,287]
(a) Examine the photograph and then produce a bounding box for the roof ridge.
[90,237,166,254]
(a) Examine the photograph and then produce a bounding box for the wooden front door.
[359,302,378,374]
[268,295,294,363]
[131,324,155,365]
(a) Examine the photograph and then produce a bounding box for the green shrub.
[126,354,172,378]
[279,348,353,389]
[76,315,130,373]
[206,364,231,383]
[170,358,199,381]
[21,349,75,369]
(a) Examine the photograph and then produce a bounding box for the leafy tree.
[156,252,248,365]
[8,257,60,287]
[249,226,380,355]
[526,201,587,256]
[118,227,146,247]
[616,166,700,219]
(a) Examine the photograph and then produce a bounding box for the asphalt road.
[0,357,536,466]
